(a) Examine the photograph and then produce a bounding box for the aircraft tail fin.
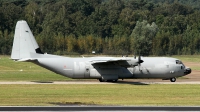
[11,20,43,60]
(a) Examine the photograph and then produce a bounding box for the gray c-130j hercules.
[11,20,191,82]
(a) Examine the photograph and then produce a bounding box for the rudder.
[11,20,43,60]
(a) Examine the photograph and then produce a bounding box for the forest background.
[1,0,200,56]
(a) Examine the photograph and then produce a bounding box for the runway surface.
[0,106,200,111]
[0,80,200,84]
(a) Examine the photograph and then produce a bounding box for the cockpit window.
[176,60,183,64]
[176,60,185,68]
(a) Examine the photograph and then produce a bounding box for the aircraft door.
[85,62,90,78]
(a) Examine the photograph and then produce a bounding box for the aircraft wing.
[90,58,130,63]
[90,58,132,67]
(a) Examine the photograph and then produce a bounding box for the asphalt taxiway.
[0,106,200,111]
[0,80,200,85]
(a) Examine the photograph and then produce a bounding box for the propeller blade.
[138,56,144,64]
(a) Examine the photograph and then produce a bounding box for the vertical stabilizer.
[11,20,43,60]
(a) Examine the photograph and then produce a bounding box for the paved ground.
[0,61,199,85]
[0,106,200,111]
[0,69,199,85]
[183,62,200,81]
[0,71,198,84]
[0,79,199,85]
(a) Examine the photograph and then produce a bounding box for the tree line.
[0,0,200,56]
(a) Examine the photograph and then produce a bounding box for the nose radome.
[184,67,191,75]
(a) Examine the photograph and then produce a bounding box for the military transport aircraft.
[11,20,191,82]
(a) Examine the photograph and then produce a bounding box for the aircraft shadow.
[31,81,54,83]
[31,80,149,85]
[109,81,149,85]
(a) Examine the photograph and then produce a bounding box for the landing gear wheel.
[112,79,118,82]
[106,79,118,82]
[99,78,106,82]
[170,77,176,82]
[98,78,103,82]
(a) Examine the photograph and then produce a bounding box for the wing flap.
[90,58,131,64]
[90,58,132,67]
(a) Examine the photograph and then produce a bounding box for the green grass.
[0,55,71,81]
[0,55,200,106]
[172,55,200,62]
[0,55,199,81]
[0,84,200,106]
[172,55,200,70]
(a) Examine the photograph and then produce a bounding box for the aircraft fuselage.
[34,54,190,81]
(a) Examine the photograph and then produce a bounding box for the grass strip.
[0,55,200,81]
[0,84,199,106]
[0,56,70,81]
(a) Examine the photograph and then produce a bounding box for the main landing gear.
[98,78,105,82]
[170,77,176,82]
[98,78,118,82]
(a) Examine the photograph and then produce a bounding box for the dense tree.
[1,0,200,55]
[130,20,158,56]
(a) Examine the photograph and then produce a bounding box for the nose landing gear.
[170,77,176,82]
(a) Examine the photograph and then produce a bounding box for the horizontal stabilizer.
[17,58,38,62]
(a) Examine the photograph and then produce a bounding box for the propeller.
[137,56,144,71]
[131,55,144,73]
[138,56,144,65]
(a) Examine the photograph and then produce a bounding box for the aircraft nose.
[184,67,191,75]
